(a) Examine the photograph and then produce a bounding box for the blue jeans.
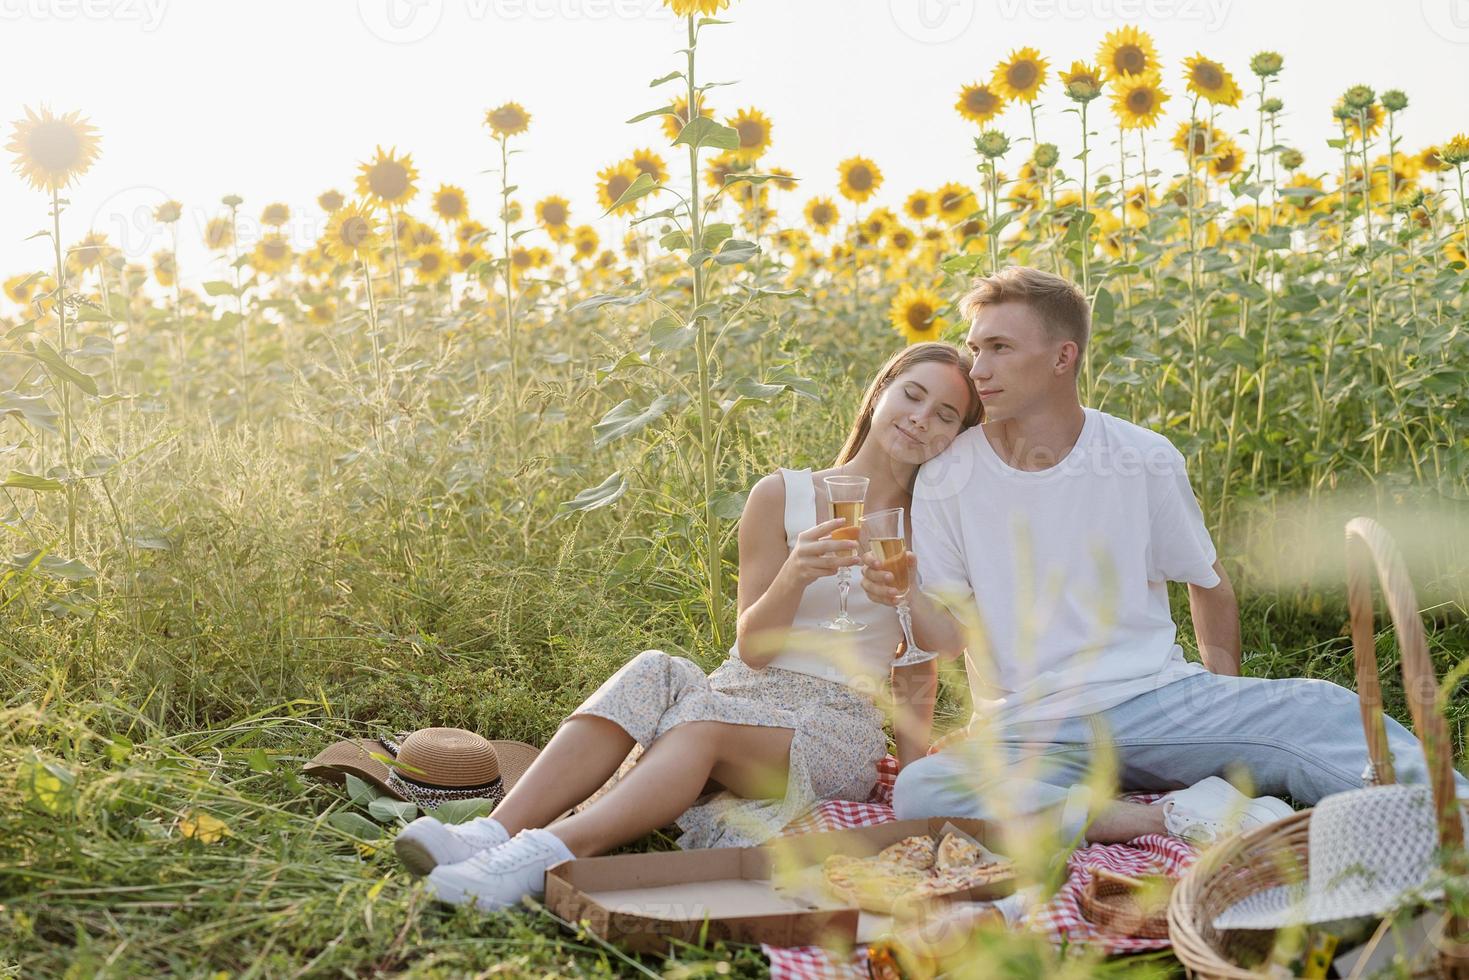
[892,672,1469,837]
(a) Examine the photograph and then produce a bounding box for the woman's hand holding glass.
[857,508,935,666]
[786,518,864,587]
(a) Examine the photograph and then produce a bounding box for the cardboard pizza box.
[544,817,1015,953]
[543,845,860,954]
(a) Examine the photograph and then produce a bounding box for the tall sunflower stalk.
[7,106,103,554]
[681,10,725,642]
[484,104,532,464]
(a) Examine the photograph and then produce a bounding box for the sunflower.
[3,274,36,305]
[457,220,489,247]
[1097,26,1158,79]
[596,160,641,215]
[884,224,916,256]
[805,196,839,233]
[1091,208,1124,257]
[899,191,934,223]
[307,300,335,325]
[837,156,882,204]
[412,243,453,284]
[1443,134,1469,167]
[630,148,669,183]
[535,196,573,240]
[1446,229,1467,268]
[485,102,531,138]
[993,47,1048,103]
[1416,146,1446,174]
[732,180,769,212]
[1059,61,1105,103]
[1112,71,1169,130]
[453,246,487,273]
[356,146,418,207]
[935,182,975,221]
[1336,101,1385,142]
[727,107,772,164]
[251,233,293,274]
[1207,139,1247,181]
[888,284,948,344]
[571,225,600,260]
[768,167,798,192]
[5,105,101,192]
[407,221,441,254]
[203,216,234,251]
[149,200,181,224]
[432,184,468,223]
[1172,121,1229,162]
[323,201,380,265]
[1369,153,1421,206]
[260,202,290,226]
[663,94,714,142]
[664,0,729,15]
[1183,54,1241,107]
[862,207,896,239]
[704,153,741,190]
[954,83,1007,126]
[151,251,176,288]
[68,231,111,272]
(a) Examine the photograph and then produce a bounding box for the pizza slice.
[876,834,938,872]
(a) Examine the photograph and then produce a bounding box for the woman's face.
[868,360,975,465]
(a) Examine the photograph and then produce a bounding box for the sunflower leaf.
[626,106,676,124]
[593,395,676,447]
[605,173,659,216]
[647,70,683,89]
[0,391,59,436]
[28,339,98,396]
[555,472,628,520]
[202,280,237,297]
[650,316,698,351]
[3,470,64,491]
[673,117,740,152]
[713,239,760,266]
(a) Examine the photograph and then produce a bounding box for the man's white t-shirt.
[911,408,1220,728]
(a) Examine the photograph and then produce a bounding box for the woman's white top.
[728,468,904,686]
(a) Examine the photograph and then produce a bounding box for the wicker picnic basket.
[1168,517,1469,978]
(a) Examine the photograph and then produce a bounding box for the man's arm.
[1187,559,1240,676]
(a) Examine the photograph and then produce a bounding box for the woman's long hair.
[833,341,984,466]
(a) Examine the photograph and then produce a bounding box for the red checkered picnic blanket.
[763,756,1199,980]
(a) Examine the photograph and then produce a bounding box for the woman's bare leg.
[490,715,636,836]
[1083,800,1166,842]
[550,721,794,857]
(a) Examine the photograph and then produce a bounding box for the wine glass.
[861,506,935,666]
[820,475,869,633]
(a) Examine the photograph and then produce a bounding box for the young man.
[860,266,1467,845]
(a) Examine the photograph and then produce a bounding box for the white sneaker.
[1155,776,1295,845]
[425,828,575,912]
[394,815,509,878]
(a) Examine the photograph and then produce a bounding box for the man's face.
[964,301,1072,420]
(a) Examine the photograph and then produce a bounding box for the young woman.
[394,341,985,911]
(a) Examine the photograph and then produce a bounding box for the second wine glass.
[861,506,935,666]
[821,475,868,632]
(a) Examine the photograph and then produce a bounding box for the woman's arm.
[891,652,937,769]
[735,474,857,669]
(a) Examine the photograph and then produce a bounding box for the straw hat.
[303,728,539,808]
[1211,784,1468,930]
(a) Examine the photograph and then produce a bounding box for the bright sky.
[3,0,1465,293]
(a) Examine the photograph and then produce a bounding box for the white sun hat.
[1211,783,1468,931]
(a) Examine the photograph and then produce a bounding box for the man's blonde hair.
[958,266,1090,358]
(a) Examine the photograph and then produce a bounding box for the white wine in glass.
[861,507,934,666]
[821,475,868,632]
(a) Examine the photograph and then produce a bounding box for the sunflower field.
[2,0,1467,975]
